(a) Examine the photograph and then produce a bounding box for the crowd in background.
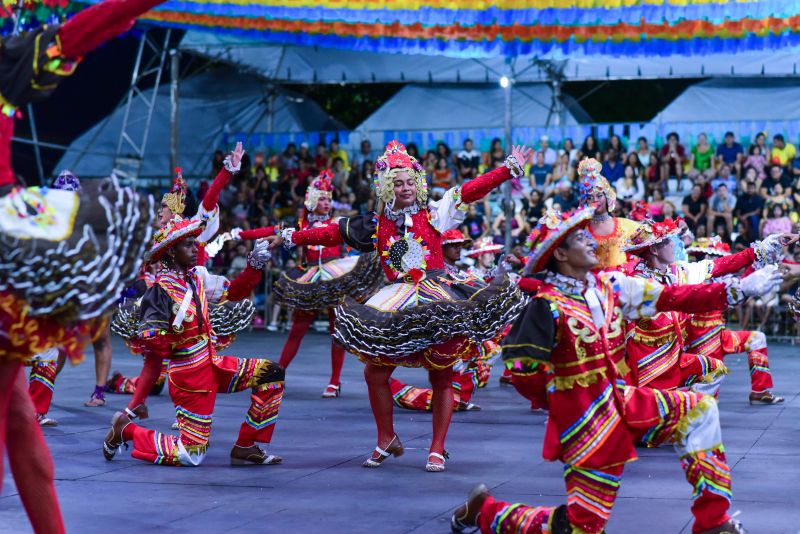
[178,131,800,335]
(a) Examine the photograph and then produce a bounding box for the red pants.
[687,327,772,392]
[28,360,59,415]
[124,342,284,466]
[388,358,490,411]
[478,387,731,534]
[279,309,344,386]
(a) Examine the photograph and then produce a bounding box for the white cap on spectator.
[300,142,309,149]
[540,134,549,142]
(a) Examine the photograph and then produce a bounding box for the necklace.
[591,211,611,224]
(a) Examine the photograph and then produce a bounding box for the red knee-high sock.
[7,368,66,534]
[127,354,163,410]
[328,310,344,385]
[363,364,395,445]
[0,361,22,495]
[58,0,167,59]
[429,367,454,454]
[278,312,313,369]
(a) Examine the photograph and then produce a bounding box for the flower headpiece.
[578,157,616,212]
[373,140,427,206]
[525,206,595,274]
[686,236,731,257]
[52,169,81,192]
[629,201,651,222]
[145,215,204,263]
[624,217,684,254]
[305,169,335,211]
[162,168,187,216]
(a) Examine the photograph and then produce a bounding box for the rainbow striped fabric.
[131,0,800,58]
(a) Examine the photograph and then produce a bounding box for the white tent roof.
[353,83,590,153]
[647,78,800,145]
[180,31,800,83]
[56,68,345,179]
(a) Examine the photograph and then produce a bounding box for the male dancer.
[624,219,788,395]
[451,207,781,534]
[686,237,784,404]
[102,219,284,466]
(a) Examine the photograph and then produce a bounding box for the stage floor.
[1,331,798,533]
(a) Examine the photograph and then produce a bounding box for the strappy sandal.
[102,411,131,461]
[362,435,404,468]
[450,483,489,533]
[322,384,341,398]
[426,450,450,472]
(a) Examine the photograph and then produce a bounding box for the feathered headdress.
[373,141,427,206]
[305,169,335,211]
[578,158,616,212]
[162,168,187,215]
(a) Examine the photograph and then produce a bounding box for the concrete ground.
[1,331,798,534]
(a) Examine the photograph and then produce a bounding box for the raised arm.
[202,142,243,211]
[460,145,531,204]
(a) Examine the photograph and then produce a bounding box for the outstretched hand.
[265,235,284,250]
[511,145,533,166]
[230,141,245,168]
[779,233,800,247]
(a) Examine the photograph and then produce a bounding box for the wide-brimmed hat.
[467,236,503,257]
[624,218,683,255]
[145,216,203,263]
[525,206,595,273]
[686,236,731,257]
[441,229,472,247]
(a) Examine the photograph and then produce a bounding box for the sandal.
[362,435,404,468]
[426,450,449,472]
[84,386,106,407]
[321,384,341,398]
[451,483,489,533]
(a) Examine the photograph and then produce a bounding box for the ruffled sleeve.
[338,215,377,253]
[429,187,469,233]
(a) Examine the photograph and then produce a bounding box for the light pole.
[500,75,513,254]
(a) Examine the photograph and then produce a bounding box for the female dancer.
[270,170,383,397]
[267,141,530,471]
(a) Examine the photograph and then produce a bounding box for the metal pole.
[503,79,513,254]
[27,104,44,185]
[169,49,180,183]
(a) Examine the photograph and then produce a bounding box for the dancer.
[109,148,246,420]
[466,237,506,282]
[269,170,383,397]
[579,159,640,269]
[0,1,169,531]
[102,219,285,466]
[266,141,530,471]
[451,206,782,534]
[624,218,787,396]
[686,237,784,404]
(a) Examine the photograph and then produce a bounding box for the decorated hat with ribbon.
[441,229,472,247]
[686,236,731,257]
[305,169,335,211]
[373,140,427,206]
[578,157,616,212]
[624,217,684,255]
[467,236,504,257]
[145,216,204,263]
[525,206,595,273]
[52,169,81,192]
[162,168,187,216]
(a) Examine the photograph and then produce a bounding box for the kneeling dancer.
[451,206,781,534]
[103,218,284,466]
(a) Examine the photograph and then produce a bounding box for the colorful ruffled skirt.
[111,298,255,352]
[0,179,153,363]
[333,270,527,369]
[272,252,384,311]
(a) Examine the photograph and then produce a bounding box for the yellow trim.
[630,329,685,348]
[553,358,630,391]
